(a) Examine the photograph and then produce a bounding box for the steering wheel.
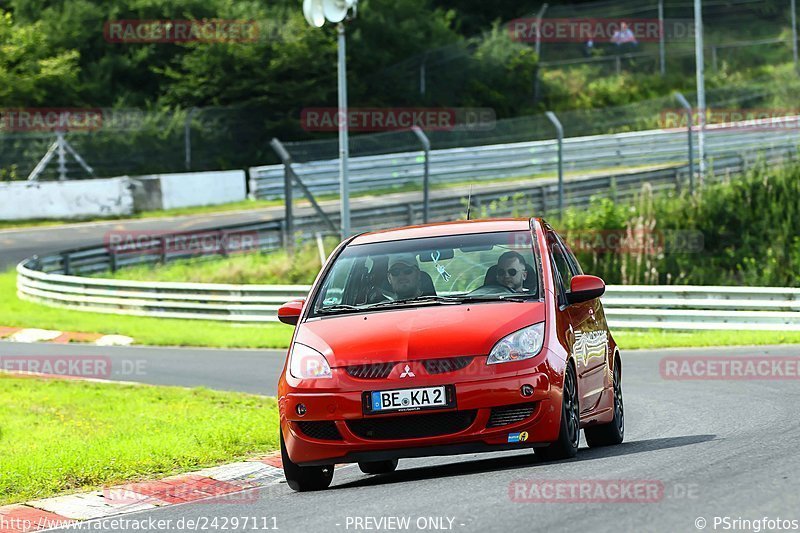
[467,283,515,296]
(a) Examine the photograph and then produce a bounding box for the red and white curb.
[0,453,290,532]
[0,327,133,346]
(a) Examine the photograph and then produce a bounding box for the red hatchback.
[277,218,624,491]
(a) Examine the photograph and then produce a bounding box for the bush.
[557,158,800,287]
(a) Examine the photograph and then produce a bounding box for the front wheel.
[358,459,398,475]
[535,363,580,461]
[584,362,624,447]
[281,429,334,492]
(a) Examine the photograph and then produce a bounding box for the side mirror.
[278,299,305,326]
[566,275,605,305]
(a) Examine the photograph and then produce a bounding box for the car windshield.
[311,230,541,316]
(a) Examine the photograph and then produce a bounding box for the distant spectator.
[611,22,638,54]
[582,38,595,58]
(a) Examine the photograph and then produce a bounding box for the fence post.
[792,0,799,71]
[185,107,199,171]
[271,138,295,253]
[675,92,695,195]
[658,0,666,76]
[544,112,564,215]
[62,252,71,276]
[411,126,431,223]
[56,132,67,181]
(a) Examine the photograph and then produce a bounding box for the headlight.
[289,343,333,379]
[487,322,545,365]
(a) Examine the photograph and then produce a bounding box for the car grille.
[423,356,473,374]
[347,410,477,440]
[296,421,343,441]
[486,402,538,428]
[345,363,396,379]
[345,356,474,379]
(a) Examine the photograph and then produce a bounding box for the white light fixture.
[302,0,358,240]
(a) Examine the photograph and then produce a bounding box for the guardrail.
[16,263,800,330]
[249,118,800,200]
[26,144,797,278]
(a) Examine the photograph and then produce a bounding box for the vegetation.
[0,375,279,504]
[558,159,800,287]
[2,0,798,175]
[97,237,340,284]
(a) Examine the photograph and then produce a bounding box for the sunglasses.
[389,266,416,276]
[497,268,520,277]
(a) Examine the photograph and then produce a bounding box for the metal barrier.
[22,145,797,279]
[16,262,800,330]
[249,118,800,200]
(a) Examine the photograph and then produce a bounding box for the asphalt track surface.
[5,215,799,532]
[26,343,798,533]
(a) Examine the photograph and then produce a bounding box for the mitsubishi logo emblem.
[400,365,415,378]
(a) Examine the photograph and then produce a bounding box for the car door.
[548,231,607,413]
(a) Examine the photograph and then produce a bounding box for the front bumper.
[281,370,562,465]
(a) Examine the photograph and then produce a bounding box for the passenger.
[495,251,528,293]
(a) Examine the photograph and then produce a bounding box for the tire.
[280,429,334,492]
[584,360,624,447]
[358,459,398,475]
[535,363,580,461]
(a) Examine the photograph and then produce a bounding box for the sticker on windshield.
[430,251,452,281]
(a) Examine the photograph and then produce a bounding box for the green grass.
[615,329,800,350]
[0,375,279,505]
[96,240,335,285]
[1,270,294,348]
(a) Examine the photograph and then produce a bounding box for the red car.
[277,218,624,491]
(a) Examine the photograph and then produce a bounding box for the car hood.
[295,301,545,367]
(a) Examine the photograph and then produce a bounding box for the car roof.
[350,218,538,245]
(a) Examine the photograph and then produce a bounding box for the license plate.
[368,386,449,413]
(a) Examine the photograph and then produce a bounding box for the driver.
[495,251,528,293]
[386,254,423,299]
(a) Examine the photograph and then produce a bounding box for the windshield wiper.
[363,295,465,309]
[316,304,365,314]
[453,294,540,303]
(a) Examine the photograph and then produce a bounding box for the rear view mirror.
[566,275,605,305]
[278,299,305,326]
[418,249,455,262]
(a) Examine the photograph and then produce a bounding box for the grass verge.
[0,270,294,348]
[0,375,279,505]
[614,329,800,350]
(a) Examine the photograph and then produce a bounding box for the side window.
[556,233,584,275]
[548,233,574,294]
